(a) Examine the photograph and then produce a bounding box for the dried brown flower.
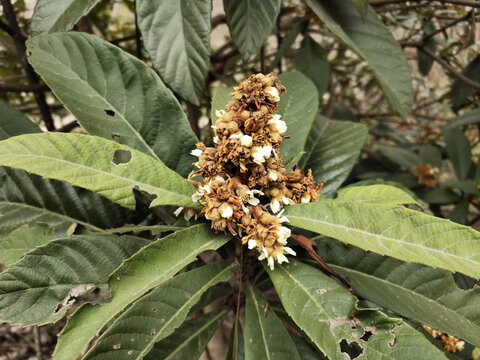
[412,164,440,187]
[422,325,465,353]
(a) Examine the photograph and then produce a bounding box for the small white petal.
[192,192,203,202]
[268,171,278,181]
[262,247,268,257]
[266,87,280,102]
[214,175,225,182]
[211,124,216,129]
[268,256,275,270]
[174,207,184,217]
[278,215,290,223]
[202,184,211,194]
[221,205,234,218]
[239,162,247,171]
[262,146,273,159]
[190,149,203,157]
[270,199,281,213]
[213,136,219,144]
[284,247,296,256]
[248,239,257,249]
[184,209,195,221]
[252,189,264,195]
[301,194,311,203]
[258,252,267,260]
[248,197,260,206]
[242,204,249,213]
[277,254,289,264]
[282,197,295,205]
[215,109,225,117]
[229,132,243,140]
[240,134,253,147]
[193,162,200,168]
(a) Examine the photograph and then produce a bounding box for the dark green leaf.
[27,32,197,177]
[444,128,472,180]
[223,0,281,61]
[352,0,368,19]
[316,237,480,348]
[277,72,319,167]
[225,320,245,360]
[145,310,227,360]
[446,108,480,128]
[31,0,101,35]
[137,0,211,105]
[0,99,40,140]
[211,86,233,124]
[0,234,148,325]
[418,23,436,76]
[54,225,230,360]
[450,54,480,110]
[419,187,460,205]
[301,115,367,195]
[84,261,237,359]
[267,261,448,359]
[419,144,442,168]
[100,224,185,235]
[378,145,421,169]
[244,287,300,360]
[305,0,413,118]
[449,198,469,225]
[295,35,330,97]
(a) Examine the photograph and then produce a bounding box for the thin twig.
[1,0,55,131]
[33,326,43,360]
[133,0,143,60]
[57,121,79,133]
[0,82,48,93]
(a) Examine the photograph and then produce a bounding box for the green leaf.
[316,237,480,348]
[419,144,442,169]
[53,225,230,360]
[449,198,469,225]
[0,223,53,267]
[0,133,199,210]
[84,261,237,359]
[419,187,460,205]
[0,99,40,140]
[31,0,101,35]
[278,72,319,167]
[225,320,245,360]
[223,0,281,61]
[211,86,233,124]
[418,23,436,76]
[448,180,480,195]
[145,310,227,360]
[244,286,301,360]
[0,234,148,326]
[296,35,330,97]
[336,185,418,206]
[283,200,480,279]
[378,146,421,169]
[300,115,368,195]
[305,0,413,118]
[450,54,480,110]
[137,0,211,105]
[100,224,185,235]
[444,127,472,180]
[267,261,448,359]
[352,0,368,18]
[27,32,197,177]
[446,108,480,128]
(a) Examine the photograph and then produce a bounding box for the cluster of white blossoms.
[181,73,322,270]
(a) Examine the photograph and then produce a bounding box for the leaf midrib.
[249,287,272,360]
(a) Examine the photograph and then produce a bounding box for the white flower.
[267,171,278,182]
[229,132,243,140]
[215,109,225,118]
[174,207,184,217]
[252,146,273,165]
[248,197,260,206]
[191,149,203,157]
[248,239,257,249]
[252,189,265,196]
[268,256,275,270]
[240,134,253,147]
[270,199,281,213]
[276,253,289,264]
[220,204,234,218]
[265,86,280,102]
[268,116,287,134]
[277,226,291,244]
[284,247,296,256]
[192,191,203,202]
[301,194,311,203]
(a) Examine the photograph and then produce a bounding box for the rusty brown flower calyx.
[181,73,322,270]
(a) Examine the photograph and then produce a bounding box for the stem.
[133,0,143,60]
[0,0,55,131]
[0,82,48,92]
[33,326,43,360]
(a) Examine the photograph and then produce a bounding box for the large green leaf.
[0,167,145,240]
[378,146,421,169]
[300,115,367,195]
[267,261,447,359]
[244,287,301,360]
[450,54,480,110]
[278,72,319,168]
[336,184,418,206]
[53,225,230,360]
[444,127,472,180]
[305,0,413,118]
[316,237,480,348]
[84,261,237,359]
[0,133,199,209]
[223,0,281,61]
[0,223,53,267]
[284,201,480,279]
[0,99,40,140]
[295,35,330,98]
[27,32,197,177]
[0,234,148,326]
[137,0,211,105]
[31,0,101,35]
[145,310,227,360]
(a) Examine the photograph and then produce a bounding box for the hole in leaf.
[360,329,374,342]
[111,133,121,139]
[105,109,115,116]
[112,149,132,165]
[340,339,363,359]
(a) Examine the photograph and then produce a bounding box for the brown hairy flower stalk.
[182,73,322,270]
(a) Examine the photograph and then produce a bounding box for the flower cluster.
[186,73,322,269]
[411,164,440,187]
[422,325,464,353]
